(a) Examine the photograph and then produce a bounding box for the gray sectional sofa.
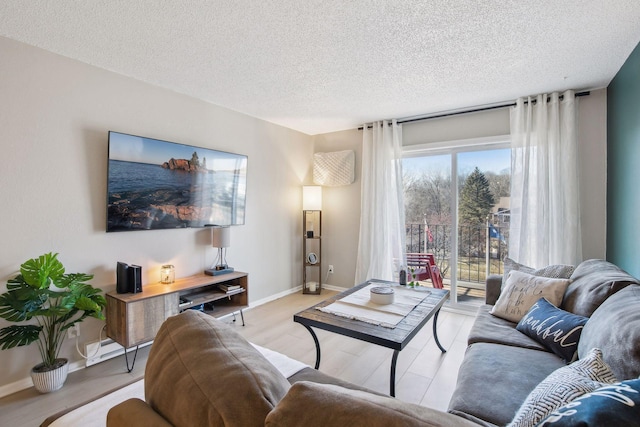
[448,259,640,426]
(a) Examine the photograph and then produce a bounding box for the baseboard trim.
[246,284,350,306]
[322,284,349,292]
[246,285,304,309]
[0,358,86,399]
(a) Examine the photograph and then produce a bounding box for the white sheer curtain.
[509,90,582,268]
[355,120,406,283]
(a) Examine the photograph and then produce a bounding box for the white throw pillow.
[491,270,571,323]
[508,348,617,427]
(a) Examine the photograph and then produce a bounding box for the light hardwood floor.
[0,289,476,426]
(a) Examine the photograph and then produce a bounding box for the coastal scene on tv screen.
[107,132,247,232]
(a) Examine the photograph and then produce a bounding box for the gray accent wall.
[607,41,640,278]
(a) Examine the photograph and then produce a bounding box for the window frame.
[402,134,511,310]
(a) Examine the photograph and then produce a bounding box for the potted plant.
[407,266,418,288]
[0,252,106,393]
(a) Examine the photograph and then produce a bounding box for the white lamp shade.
[212,226,231,248]
[303,186,322,211]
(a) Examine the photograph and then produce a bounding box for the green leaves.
[0,325,41,350]
[0,253,106,368]
[56,272,94,289]
[20,253,65,289]
[0,276,47,322]
[459,167,495,225]
[70,283,106,321]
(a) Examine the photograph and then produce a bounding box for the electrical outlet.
[67,324,80,340]
[328,265,334,274]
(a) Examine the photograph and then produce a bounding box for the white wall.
[311,129,362,288]
[314,90,608,288]
[0,36,312,390]
[402,107,510,145]
[576,89,607,260]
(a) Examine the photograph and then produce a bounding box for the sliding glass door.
[403,143,510,309]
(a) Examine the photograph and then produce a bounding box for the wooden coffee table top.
[294,279,450,351]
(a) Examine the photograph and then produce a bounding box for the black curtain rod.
[359,91,590,130]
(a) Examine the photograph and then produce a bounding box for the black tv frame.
[106,131,247,232]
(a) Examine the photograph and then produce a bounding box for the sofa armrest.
[485,275,503,305]
[266,381,479,427]
[107,398,173,427]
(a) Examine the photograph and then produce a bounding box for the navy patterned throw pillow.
[537,378,640,426]
[508,348,617,427]
[516,298,588,362]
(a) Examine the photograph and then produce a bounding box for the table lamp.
[205,226,234,276]
[160,264,175,284]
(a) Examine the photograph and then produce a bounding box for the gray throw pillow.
[561,259,639,317]
[578,284,640,380]
[504,258,575,280]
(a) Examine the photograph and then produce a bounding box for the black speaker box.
[128,264,142,293]
[116,262,130,294]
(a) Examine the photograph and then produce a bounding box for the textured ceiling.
[2,1,640,135]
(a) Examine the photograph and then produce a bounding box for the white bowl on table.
[370,286,394,305]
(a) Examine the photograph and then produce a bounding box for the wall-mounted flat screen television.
[107,131,247,232]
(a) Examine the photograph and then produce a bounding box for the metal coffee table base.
[300,307,447,397]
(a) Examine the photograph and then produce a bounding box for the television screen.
[107,131,247,232]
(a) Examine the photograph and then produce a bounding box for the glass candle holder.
[161,265,175,284]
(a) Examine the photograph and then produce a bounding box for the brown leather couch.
[107,309,476,427]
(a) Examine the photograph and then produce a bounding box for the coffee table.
[294,279,449,396]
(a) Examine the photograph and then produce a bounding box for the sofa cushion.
[578,284,640,380]
[448,342,565,426]
[561,259,639,317]
[516,298,588,362]
[288,366,386,396]
[491,270,571,323]
[507,348,617,427]
[468,305,547,351]
[504,258,575,280]
[537,378,640,427]
[485,275,503,305]
[145,310,291,427]
[107,398,173,427]
[266,381,479,427]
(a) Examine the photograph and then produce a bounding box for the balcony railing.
[405,222,509,285]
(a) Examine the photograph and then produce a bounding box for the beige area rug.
[41,379,144,427]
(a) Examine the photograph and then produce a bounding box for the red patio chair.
[406,253,443,289]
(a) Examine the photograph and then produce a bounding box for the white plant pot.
[31,358,69,393]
